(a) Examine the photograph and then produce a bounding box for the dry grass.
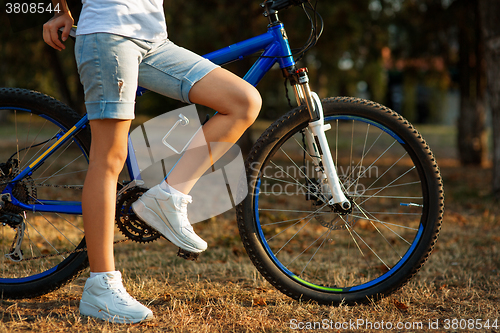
[1,125,500,332]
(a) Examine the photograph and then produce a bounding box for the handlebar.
[263,0,308,12]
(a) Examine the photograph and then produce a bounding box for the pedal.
[177,248,200,261]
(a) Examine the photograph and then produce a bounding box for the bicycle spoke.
[19,112,32,166]
[262,174,310,191]
[38,155,86,185]
[367,180,421,191]
[273,215,313,256]
[37,213,78,248]
[265,202,329,243]
[24,219,63,258]
[20,130,60,170]
[14,110,20,161]
[351,213,414,245]
[299,229,332,277]
[345,219,390,270]
[34,170,87,184]
[352,201,405,259]
[37,140,78,180]
[359,166,416,206]
[352,123,370,196]
[261,217,305,226]
[285,227,330,271]
[272,153,319,194]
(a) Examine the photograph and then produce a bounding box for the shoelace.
[178,197,195,232]
[104,275,137,305]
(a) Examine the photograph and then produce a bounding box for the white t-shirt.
[76,0,168,42]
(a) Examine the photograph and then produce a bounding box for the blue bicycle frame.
[3,21,296,215]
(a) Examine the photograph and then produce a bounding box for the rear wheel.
[0,88,90,299]
[237,97,444,304]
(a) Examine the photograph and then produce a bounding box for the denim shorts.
[74,33,219,120]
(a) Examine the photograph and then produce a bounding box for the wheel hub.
[313,197,355,230]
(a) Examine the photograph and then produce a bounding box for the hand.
[43,11,74,51]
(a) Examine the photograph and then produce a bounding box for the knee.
[89,146,128,176]
[237,85,262,126]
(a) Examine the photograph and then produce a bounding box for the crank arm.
[117,179,146,197]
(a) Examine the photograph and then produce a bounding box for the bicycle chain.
[34,183,83,190]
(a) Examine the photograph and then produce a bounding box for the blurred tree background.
[1,0,499,194]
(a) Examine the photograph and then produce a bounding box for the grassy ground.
[0,124,499,332]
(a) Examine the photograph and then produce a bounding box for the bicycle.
[0,0,443,305]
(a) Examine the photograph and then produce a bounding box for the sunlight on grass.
[0,121,499,332]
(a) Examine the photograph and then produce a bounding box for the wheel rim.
[0,107,88,282]
[253,114,428,293]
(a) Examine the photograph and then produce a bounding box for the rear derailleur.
[0,195,25,262]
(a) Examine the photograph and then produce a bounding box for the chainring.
[115,186,161,243]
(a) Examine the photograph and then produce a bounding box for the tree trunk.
[479,0,500,197]
[457,0,487,166]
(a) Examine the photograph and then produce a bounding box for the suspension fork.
[285,67,351,210]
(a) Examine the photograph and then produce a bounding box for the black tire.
[0,88,90,299]
[237,97,444,305]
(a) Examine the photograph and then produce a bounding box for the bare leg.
[166,67,261,193]
[82,119,132,272]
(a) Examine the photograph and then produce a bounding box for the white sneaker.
[131,185,207,253]
[79,271,153,324]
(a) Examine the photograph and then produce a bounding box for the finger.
[50,26,65,50]
[43,24,61,51]
[61,22,71,42]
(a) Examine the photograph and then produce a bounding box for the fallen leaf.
[393,299,409,311]
[252,297,267,306]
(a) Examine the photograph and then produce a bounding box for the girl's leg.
[165,67,261,193]
[80,118,153,323]
[190,68,261,144]
[76,33,153,323]
[82,119,131,272]
[132,67,260,253]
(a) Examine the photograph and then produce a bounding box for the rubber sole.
[79,301,154,324]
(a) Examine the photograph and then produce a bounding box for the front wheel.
[237,97,444,304]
